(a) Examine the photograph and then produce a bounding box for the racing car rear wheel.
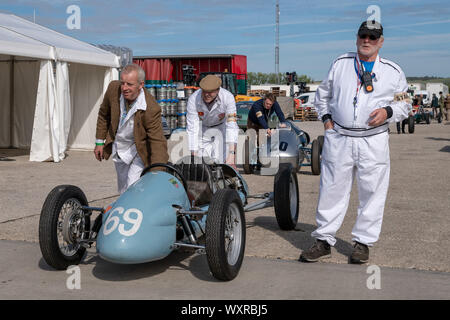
[274,163,299,230]
[318,135,324,153]
[408,115,415,133]
[39,185,90,270]
[205,189,245,281]
[311,139,321,175]
[243,137,254,174]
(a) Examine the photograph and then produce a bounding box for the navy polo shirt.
[248,99,286,129]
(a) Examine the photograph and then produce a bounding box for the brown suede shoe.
[299,240,331,262]
[350,241,369,264]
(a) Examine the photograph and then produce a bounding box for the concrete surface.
[0,120,449,299]
[0,240,448,300]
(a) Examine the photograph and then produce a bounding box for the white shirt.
[112,88,147,165]
[186,87,238,152]
[314,52,412,128]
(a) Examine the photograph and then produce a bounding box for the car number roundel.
[102,207,143,237]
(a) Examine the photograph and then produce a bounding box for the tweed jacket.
[95,80,168,167]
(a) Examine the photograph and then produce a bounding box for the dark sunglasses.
[359,33,379,41]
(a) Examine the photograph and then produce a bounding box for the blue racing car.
[39,157,299,281]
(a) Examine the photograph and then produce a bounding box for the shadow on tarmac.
[252,216,354,259]
[425,137,450,142]
[37,248,219,282]
[0,148,29,158]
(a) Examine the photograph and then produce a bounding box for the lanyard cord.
[353,58,364,121]
[353,59,364,98]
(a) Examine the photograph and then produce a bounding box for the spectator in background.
[438,91,446,122]
[431,93,439,119]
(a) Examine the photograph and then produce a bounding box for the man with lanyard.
[247,93,287,136]
[299,21,411,264]
[94,64,168,194]
[186,75,239,167]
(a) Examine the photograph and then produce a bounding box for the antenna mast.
[275,0,280,83]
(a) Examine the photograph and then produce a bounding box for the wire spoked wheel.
[57,198,86,257]
[39,185,90,270]
[224,202,244,266]
[205,189,246,281]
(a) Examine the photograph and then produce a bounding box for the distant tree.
[247,72,313,85]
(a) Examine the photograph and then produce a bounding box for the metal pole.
[275,0,280,84]
[9,56,14,148]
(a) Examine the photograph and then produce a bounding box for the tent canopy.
[0,13,119,162]
[0,13,119,67]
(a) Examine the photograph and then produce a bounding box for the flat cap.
[199,75,222,91]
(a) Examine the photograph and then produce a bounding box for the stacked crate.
[305,108,319,121]
[247,89,268,96]
[271,87,280,97]
[294,107,305,121]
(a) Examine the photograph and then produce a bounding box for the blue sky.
[1,0,450,80]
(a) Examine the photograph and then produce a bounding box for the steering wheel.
[140,163,188,191]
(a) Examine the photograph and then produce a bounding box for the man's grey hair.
[122,64,146,83]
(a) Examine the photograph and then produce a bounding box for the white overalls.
[312,52,412,246]
[112,89,147,194]
[186,88,238,163]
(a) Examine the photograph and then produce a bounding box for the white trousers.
[311,129,390,246]
[197,126,227,163]
[113,154,145,194]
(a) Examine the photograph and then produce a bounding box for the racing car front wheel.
[39,185,90,270]
[274,163,299,230]
[205,189,246,281]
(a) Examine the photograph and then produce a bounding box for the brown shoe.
[299,240,331,262]
[350,241,369,264]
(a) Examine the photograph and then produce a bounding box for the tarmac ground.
[0,119,449,299]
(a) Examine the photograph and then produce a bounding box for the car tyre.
[425,113,430,124]
[317,135,324,153]
[408,115,415,133]
[243,136,254,174]
[206,189,245,281]
[39,185,90,270]
[274,163,299,230]
[311,139,321,175]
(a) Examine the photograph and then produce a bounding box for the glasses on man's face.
[358,34,379,41]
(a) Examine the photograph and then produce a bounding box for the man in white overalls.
[186,75,238,167]
[299,21,412,264]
